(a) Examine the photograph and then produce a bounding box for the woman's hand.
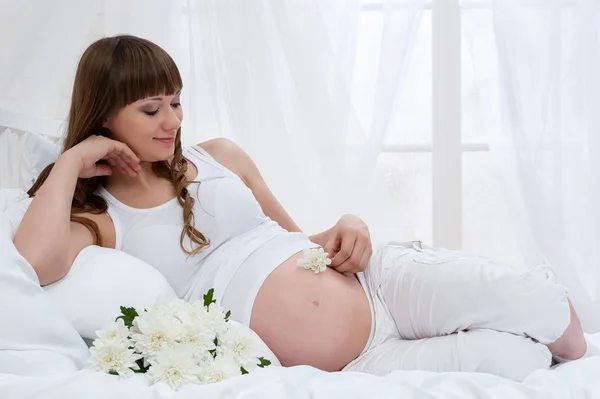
[62,135,141,178]
[323,214,373,274]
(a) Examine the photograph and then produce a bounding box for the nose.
[163,106,182,131]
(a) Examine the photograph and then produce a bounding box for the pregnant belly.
[250,251,372,371]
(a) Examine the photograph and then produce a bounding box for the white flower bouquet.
[85,289,271,390]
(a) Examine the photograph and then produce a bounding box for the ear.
[102,118,110,129]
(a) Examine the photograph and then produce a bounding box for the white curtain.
[0,1,103,129]
[466,0,600,332]
[0,0,424,242]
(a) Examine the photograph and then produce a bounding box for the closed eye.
[143,103,180,116]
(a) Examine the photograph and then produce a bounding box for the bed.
[1,122,599,398]
[1,349,600,398]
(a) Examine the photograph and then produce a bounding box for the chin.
[156,151,176,162]
[140,149,176,163]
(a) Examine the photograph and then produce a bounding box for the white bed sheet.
[2,187,599,398]
[1,347,599,399]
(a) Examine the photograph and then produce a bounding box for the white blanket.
[1,356,599,398]
[1,188,599,398]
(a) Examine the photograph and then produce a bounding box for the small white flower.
[177,323,217,359]
[205,304,231,336]
[297,247,331,274]
[146,348,202,391]
[151,298,188,319]
[175,300,204,325]
[198,354,241,384]
[177,301,229,336]
[86,345,141,377]
[93,319,131,348]
[217,326,260,369]
[130,313,182,358]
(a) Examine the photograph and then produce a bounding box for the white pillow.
[44,245,178,340]
[0,126,61,190]
[0,205,89,376]
[1,189,32,237]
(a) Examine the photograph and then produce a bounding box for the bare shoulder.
[197,137,237,153]
[197,138,252,182]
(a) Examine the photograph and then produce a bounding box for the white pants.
[343,241,571,381]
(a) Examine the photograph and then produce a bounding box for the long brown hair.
[28,35,209,255]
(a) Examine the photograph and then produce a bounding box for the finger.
[93,164,113,177]
[357,246,372,271]
[110,153,135,176]
[331,235,356,268]
[104,157,126,175]
[104,156,120,170]
[117,153,139,177]
[115,143,141,170]
[105,155,128,175]
[336,242,365,273]
[120,151,141,172]
[323,232,340,261]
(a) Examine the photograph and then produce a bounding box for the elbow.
[34,258,69,287]
[30,262,62,287]
[14,246,68,286]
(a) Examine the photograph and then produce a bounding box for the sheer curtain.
[466,0,600,332]
[178,0,425,238]
[0,0,424,242]
[0,1,102,130]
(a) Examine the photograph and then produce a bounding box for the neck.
[104,161,162,192]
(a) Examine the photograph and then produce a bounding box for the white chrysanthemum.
[205,304,230,336]
[130,313,182,358]
[177,323,217,359]
[93,318,131,348]
[198,354,241,384]
[297,247,331,274]
[151,298,188,319]
[217,326,260,369]
[128,307,148,335]
[146,348,202,391]
[86,345,141,377]
[174,300,204,326]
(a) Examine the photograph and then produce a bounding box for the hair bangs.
[110,36,183,108]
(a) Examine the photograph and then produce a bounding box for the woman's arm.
[14,136,139,286]
[199,138,304,234]
[14,153,93,285]
[198,139,372,272]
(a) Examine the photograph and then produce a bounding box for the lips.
[153,137,175,143]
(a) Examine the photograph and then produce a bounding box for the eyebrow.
[145,90,182,102]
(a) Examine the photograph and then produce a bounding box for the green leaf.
[213,337,219,347]
[240,366,249,375]
[115,306,139,329]
[225,310,231,322]
[203,288,216,309]
[257,357,271,368]
[108,370,118,376]
[133,358,150,373]
[209,349,217,359]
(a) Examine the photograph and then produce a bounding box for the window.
[359,0,525,266]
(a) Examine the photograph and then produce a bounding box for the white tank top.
[98,145,318,325]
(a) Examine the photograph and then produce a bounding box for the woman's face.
[103,92,183,162]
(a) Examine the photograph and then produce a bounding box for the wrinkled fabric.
[344,241,570,381]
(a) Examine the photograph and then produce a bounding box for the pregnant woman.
[14,35,589,381]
